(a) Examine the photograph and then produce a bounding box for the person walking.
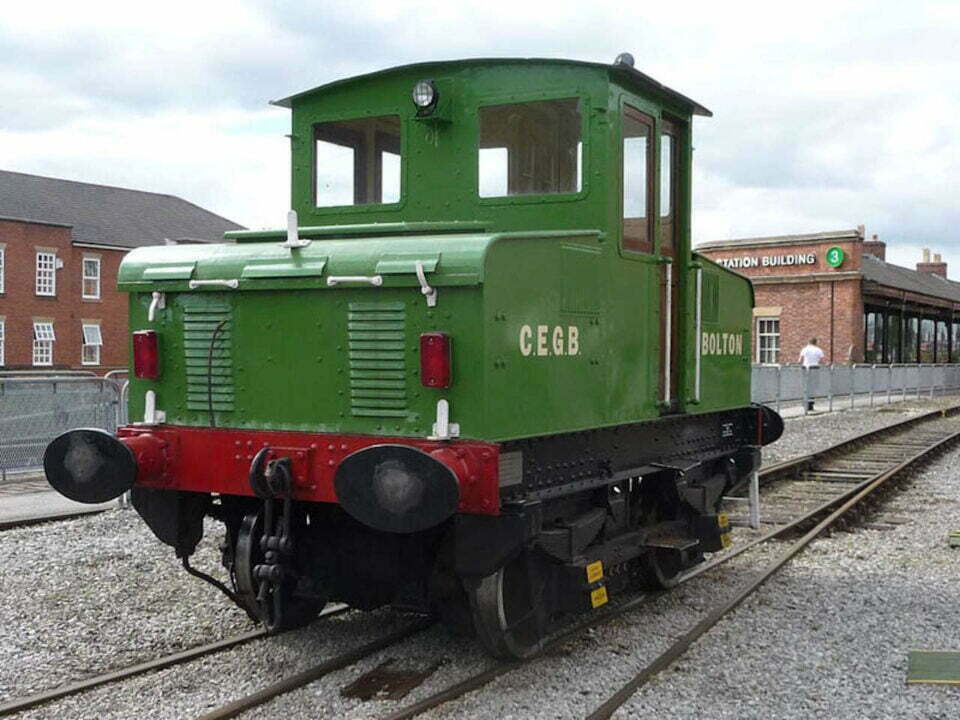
[799,338,825,411]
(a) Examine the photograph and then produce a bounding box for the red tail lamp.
[133,330,160,379]
[420,332,451,388]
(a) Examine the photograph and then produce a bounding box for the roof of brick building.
[861,253,960,304]
[0,170,243,248]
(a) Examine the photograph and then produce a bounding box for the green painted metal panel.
[119,235,487,291]
[240,259,327,279]
[121,60,754,444]
[907,650,960,684]
[142,263,196,280]
[375,254,440,275]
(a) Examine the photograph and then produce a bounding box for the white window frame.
[36,251,56,296]
[82,257,101,300]
[0,319,5,366]
[33,321,55,366]
[756,316,781,365]
[0,246,5,294]
[81,322,103,366]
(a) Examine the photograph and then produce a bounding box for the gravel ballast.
[2,395,959,718]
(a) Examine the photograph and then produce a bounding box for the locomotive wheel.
[469,552,546,659]
[234,511,325,631]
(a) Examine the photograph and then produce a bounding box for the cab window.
[622,106,654,253]
[478,98,581,197]
[659,120,679,254]
[314,115,401,207]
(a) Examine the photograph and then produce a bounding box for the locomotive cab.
[45,57,782,659]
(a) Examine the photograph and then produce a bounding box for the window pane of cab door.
[622,106,653,253]
[660,134,672,218]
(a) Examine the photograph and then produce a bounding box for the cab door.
[658,117,683,411]
[621,105,660,412]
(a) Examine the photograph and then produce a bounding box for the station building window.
[0,246,5,293]
[81,322,103,366]
[886,313,901,363]
[952,322,960,363]
[478,98,582,198]
[32,321,55,366]
[622,106,654,253]
[82,257,101,299]
[756,317,780,364]
[314,115,401,207]
[920,318,935,362]
[903,316,919,363]
[937,320,950,363]
[0,318,4,366]
[36,251,56,296]
[865,311,885,363]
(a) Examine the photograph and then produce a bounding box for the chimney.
[862,232,886,260]
[917,248,948,278]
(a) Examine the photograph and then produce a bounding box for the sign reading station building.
[716,253,817,270]
[825,246,845,268]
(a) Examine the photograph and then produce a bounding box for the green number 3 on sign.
[826,246,845,268]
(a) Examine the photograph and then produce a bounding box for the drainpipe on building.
[830,282,835,363]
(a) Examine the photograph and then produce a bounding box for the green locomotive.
[45,56,782,659]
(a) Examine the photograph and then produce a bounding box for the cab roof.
[271,57,712,117]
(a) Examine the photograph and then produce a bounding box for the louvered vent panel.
[183,302,234,412]
[348,301,408,418]
[702,274,720,323]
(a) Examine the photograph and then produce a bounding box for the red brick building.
[697,227,960,365]
[0,170,242,371]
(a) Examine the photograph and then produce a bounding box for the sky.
[1,0,958,275]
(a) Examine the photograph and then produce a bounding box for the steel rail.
[381,407,960,720]
[586,422,960,719]
[0,606,349,717]
[755,405,957,484]
[0,508,109,531]
[5,408,955,716]
[195,618,434,720]
[379,593,663,720]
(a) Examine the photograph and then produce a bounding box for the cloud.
[0,0,957,277]
[0,108,289,228]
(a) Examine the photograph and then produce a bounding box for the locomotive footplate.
[500,405,779,503]
[555,558,610,613]
[549,512,731,613]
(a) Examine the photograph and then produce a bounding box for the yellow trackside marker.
[718,513,729,529]
[721,532,732,548]
[590,585,608,608]
[586,560,604,584]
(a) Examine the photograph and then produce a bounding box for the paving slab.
[0,486,115,527]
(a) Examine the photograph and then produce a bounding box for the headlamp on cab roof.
[412,80,438,113]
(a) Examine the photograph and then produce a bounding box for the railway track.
[5,406,957,719]
[194,618,434,720]
[377,405,960,720]
[0,508,108,531]
[0,605,350,717]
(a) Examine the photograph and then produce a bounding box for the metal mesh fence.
[752,363,960,414]
[0,377,122,482]
[1,365,958,479]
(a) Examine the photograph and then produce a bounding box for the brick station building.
[0,170,242,371]
[697,227,960,365]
